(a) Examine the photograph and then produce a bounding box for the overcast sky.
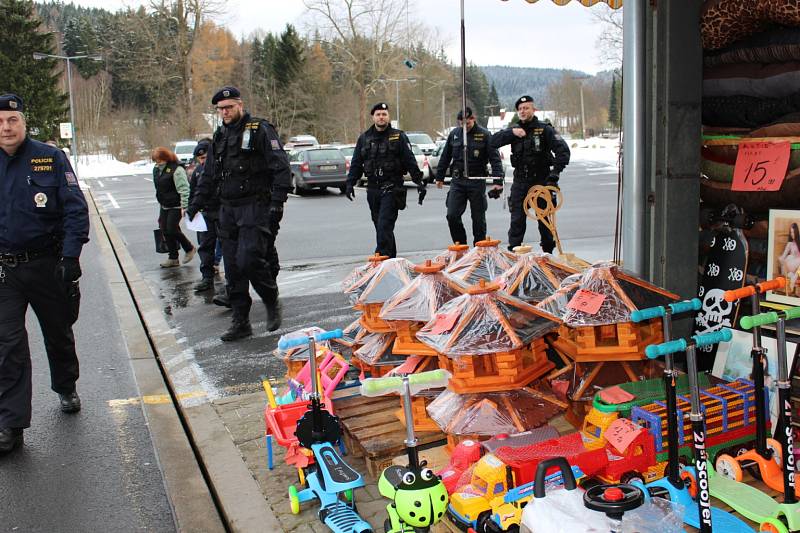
[67,0,616,74]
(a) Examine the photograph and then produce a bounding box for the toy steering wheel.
[583,483,644,521]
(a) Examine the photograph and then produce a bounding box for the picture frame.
[712,328,797,430]
[766,208,800,305]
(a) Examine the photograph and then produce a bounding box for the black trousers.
[197,212,219,280]
[366,186,400,258]
[0,254,80,429]
[446,178,487,246]
[158,207,193,260]
[218,201,278,323]
[508,177,555,253]
[267,205,284,279]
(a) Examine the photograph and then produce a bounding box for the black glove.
[487,187,502,199]
[57,257,82,282]
[546,173,560,187]
[417,184,427,205]
[345,183,355,201]
[186,205,199,220]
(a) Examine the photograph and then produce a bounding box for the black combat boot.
[265,289,282,332]
[0,428,23,453]
[220,319,252,341]
[59,390,81,413]
[193,277,214,292]
[212,289,231,308]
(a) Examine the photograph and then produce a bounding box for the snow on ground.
[568,137,621,170]
[72,153,152,179]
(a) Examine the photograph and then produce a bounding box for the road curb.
[89,190,281,532]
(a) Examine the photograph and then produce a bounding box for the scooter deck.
[313,442,365,493]
[708,465,782,524]
[647,474,752,532]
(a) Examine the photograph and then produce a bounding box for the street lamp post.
[572,75,590,139]
[382,77,416,129]
[33,52,102,174]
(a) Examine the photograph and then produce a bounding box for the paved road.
[88,159,618,396]
[0,224,176,532]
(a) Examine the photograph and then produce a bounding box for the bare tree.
[303,0,415,130]
[591,6,623,71]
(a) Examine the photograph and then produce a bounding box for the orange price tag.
[731,141,790,192]
[429,312,459,334]
[567,289,605,315]
[604,418,643,454]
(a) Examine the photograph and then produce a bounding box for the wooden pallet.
[334,394,446,477]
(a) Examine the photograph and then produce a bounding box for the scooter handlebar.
[360,369,451,397]
[724,277,786,302]
[740,312,779,330]
[784,307,800,320]
[669,298,702,315]
[692,328,733,347]
[630,306,665,323]
[758,277,786,293]
[277,328,343,350]
[645,339,687,359]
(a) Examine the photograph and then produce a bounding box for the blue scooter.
[279,329,373,533]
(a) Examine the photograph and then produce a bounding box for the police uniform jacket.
[347,125,423,187]
[491,117,570,182]
[190,112,290,210]
[0,138,89,257]
[437,124,503,184]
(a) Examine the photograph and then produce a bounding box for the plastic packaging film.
[355,258,415,306]
[497,252,580,303]
[379,269,469,323]
[446,240,516,285]
[433,243,470,268]
[416,288,560,357]
[342,254,390,304]
[353,332,397,365]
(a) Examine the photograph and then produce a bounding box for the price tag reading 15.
[731,141,790,192]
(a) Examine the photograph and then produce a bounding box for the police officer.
[0,94,89,453]
[346,103,425,258]
[187,86,288,341]
[491,96,570,253]
[435,107,503,245]
[188,139,219,292]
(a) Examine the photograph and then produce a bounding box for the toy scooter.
[634,304,752,532]
[716,278,786,492]
[278,329,373,533]
[732,307,800,503]
[647,329,734,533]
[361,370,451,533]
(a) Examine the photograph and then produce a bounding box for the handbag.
[153,228,169,254]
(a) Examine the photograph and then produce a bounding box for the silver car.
[289,147,348,194]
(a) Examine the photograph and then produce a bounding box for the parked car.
[173,140,198,165]
[404,144,429,182]
[405,132,437,156]
[288,147,348,194]
[285,134,320,150]
[337,144,356,165]
[426,143,507,183]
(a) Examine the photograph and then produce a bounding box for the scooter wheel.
[679,470,698,499]
[289,485,300,515]
[716,454,744,482]
[760,517,789,533]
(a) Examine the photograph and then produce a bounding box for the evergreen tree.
[63,15,102,78]
[487,82,501,114]
[465,63,490,124]
[608,72,619,129]
[0,0,67,139]
[273,24,305,90]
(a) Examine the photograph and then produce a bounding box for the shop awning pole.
[622,0,646,274]
[460,0,469,178]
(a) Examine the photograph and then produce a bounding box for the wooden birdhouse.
[416,280,561,394]
[537,262,679,400]
[342,253,389,305]
[447,238,517,285]
[355,258,415,333]
[497,252,581,304]
[353,332,407,378]
[379,259,468,356]
[434,243,470,268]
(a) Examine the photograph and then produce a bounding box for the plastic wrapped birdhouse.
[355,258,415,332]
[342,253,389,305]
[352,332,407,377]
[497,252,580,304]
[446,238,517,285]
[416,280,560,394]
[434,243,470,268]
[537,262,679,400]
[379,259,469,356]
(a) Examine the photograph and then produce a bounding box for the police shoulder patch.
[270,139,280,150]
[65,171,78,186]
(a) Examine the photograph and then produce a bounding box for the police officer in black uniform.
[491,95,570,253]
[188,86,289,341]
[346,102,425,258]
[0,94,89,453]
[435,107,504,245]
[188,139,219,292]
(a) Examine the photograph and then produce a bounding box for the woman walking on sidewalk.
[152,147,195,267]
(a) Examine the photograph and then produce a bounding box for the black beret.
[193,141,210,157]
[515,95,534,110]
[371,102,389,115]
[456,107,473,121]
[211,86,241,105]
[0,93,24,112]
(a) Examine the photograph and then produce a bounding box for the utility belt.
[220,194,268,207]
[0,245,59,267]
[451,167,488,180]
[367,175,401,190]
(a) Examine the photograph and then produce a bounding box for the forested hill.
[480,65,588,109]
